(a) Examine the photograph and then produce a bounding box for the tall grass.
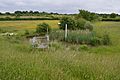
[0,21,120,80]
[0,36,120,80]
[66,30,95,44]
[49,30,65,41]
[50,30,111,46]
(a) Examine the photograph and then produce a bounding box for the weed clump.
[78,45,89,51]
[102,34,111,45]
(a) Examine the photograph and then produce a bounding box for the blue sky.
[0,0,120,14]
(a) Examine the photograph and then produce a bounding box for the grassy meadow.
[0,20,59,29]
[0,21,120,80]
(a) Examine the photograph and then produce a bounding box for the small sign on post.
[58,23,68,41]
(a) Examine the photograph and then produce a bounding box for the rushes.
[49,30,65,41]
[66,30,94,44]
[50,30,111,46]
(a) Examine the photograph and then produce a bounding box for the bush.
[59,17,76,30]
[75,19,86,30]
[36,23,51,35]
[90,37,102,46]
[60,17,94,31]
[102,34,111,45]
[24,30,29,35]
[84,21,93,31]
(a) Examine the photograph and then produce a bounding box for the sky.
[0,0,120,14]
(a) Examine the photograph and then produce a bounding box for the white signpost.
[58,23,68,41]
[65,24,68,40]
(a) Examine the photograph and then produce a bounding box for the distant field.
[0,15,51,18]
[0,20,59,29]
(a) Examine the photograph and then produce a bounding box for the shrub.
[84,21,93,31]
[36,23,51,35]
[59,17,76,30]
[90,37,102,46]
[60,17,94,31]
[75,19,86,30]
[76,19,94,31]
[24,30,29,35]
[102,34,111,45]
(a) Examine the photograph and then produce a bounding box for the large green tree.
[78,10,99,21]
[110,13,118,18]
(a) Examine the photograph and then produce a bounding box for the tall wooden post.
[47,27,48,35]
[65,24,68,41]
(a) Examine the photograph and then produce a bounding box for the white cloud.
[0,0,120,14]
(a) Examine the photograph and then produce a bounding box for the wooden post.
[46,34,49,49]
[47,27,48,35]
[65,24,68,41]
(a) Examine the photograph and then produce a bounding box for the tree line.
[0,10,119,21]
[0,10,119,18]
[0,11,63,16]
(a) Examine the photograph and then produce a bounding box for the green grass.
[0,20,59,29]
[91,21,120,54]
[0,21,120,80]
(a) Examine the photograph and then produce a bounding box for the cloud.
[0,0,120,14]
